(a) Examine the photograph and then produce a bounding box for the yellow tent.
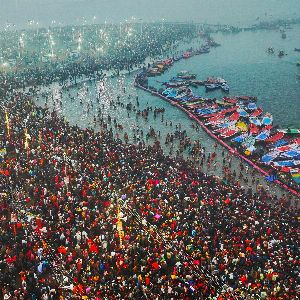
[236,121,248,132]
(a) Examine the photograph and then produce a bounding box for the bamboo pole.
[5,110,10,138]
[116,205,124,248]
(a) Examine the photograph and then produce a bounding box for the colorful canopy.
[256,131,270,141]
[250,108,263,117]
[266,132,285,143]
[262,116,273,126]
[247,103,257,110]
[229,112,240,121]
[220,129,238,138]
[291,173,300,184]
[232,134,248,143]
[236,121,248,132]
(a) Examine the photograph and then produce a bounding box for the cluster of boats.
[161,71,230,93]
[262,132,300,184]
[146,45,212,77]
[135,28,300,194]
[161,83,274,146]
[205,77,230,93]
[267,47,288,57]
[136,69,300,189]
[268,47,300,66]
[169,82,300,185]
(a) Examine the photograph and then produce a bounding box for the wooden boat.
[236,96,257,101]
[266,132,285,143]
[219,129,239,138]
[205,84,219,92]
[250,107,263,117]
[189,80,204,86]
[183,52,191,59]
[277,129,300,134]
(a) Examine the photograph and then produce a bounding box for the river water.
[148,25,300,128]
[35,26,300,204]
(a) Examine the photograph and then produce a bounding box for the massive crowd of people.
[0,83,298,299]
[0,21,298,300]
[0,23,196,98]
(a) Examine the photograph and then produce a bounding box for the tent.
[266,132,285,143]
[256,131,270,141]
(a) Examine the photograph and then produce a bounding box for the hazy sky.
[1,0,300,28]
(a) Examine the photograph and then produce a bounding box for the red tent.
[249,124,259,135]
[229,111,240,121]
[223,97,237,104]
[266,132,285,143]
[250,108,263,117]
[292,138,300,145]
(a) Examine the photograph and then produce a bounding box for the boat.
[170,77,185,82]
[219,129,239,138]
[223,97,238,104]
[281,32,286,39]
[177,71,196,80]
[177,70,189,76]
[236,121,248,132]
[236,95,257,101]
[163,58,173,66]
[166,90,178,98]
[205,84,219,92]
[206,77,227,84]
[278,50,285,57]
[232,134,248,143]
[189,82,199,88]
[164,82,186,88]
[250,107,263,117]
[295,48,300,52]
[237,108,248,117]
[267,47,275,54]
[148,68,162,76]
[162,88,175,96]
[297,62,300,66]
[249,123,259,135]
[256,130,270,141]
[220,83,230,93]
[249,117,262,127]
[183,52,191,59]
[228,111,240,121]
[197,47,210,54]
[179,74,197,80]
[247,103,257,110]
[277,128,300,134]
[262,114,273,126]
[189,80,204,86]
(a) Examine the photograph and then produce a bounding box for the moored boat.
[183,52,191,59]
[277,128,300,134]
[220,82,230,93]
[205,84,219,92]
